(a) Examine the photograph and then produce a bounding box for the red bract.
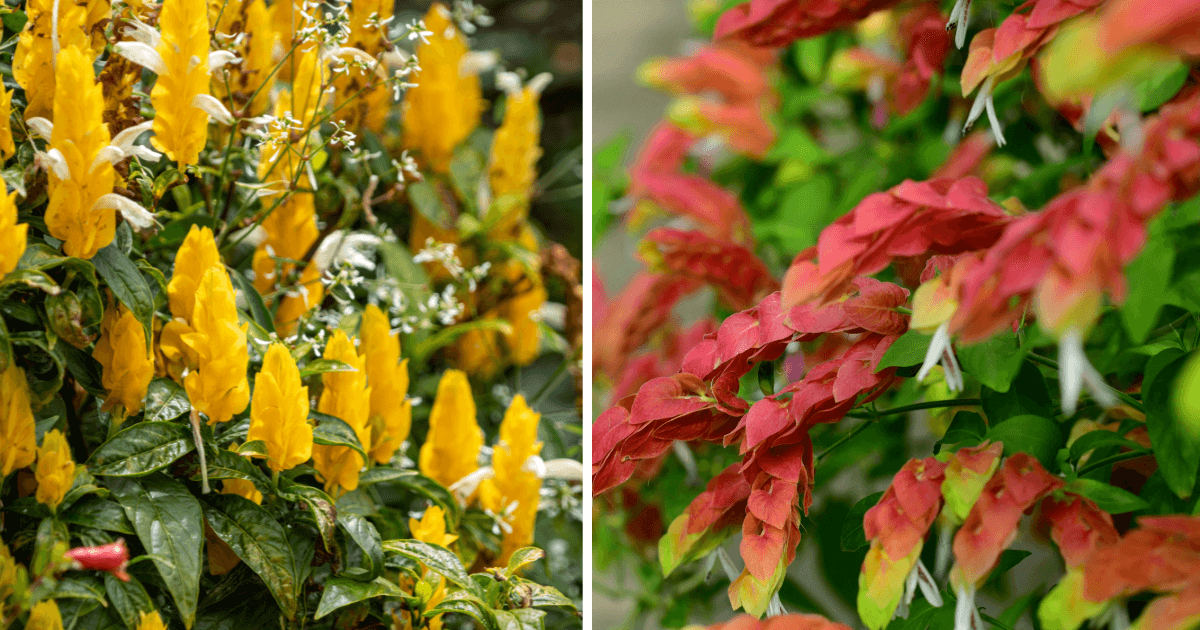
[1098,0,1200,55]
[1040,494,1119,569]
[610,319,717,403]
[1083,516,1200,603]
[592,272,699,379]
[640,228,780,310]
[64,539,131,582]
[714,0,903,47]
[931,132,995,180]
[781,177,1010,308]
[703,613,854,630]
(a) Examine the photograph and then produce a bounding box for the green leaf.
[494,608,544,630]
[658,512,735,577]
[411,319,513,364]
[1121,229,1175,343]
[227,268,276,336]
[315,576,417,620]
[986,415,1063,469]
[1144,351,1200,499]
[299,359,357,378]
[143,378,191,423]
[338,512,384,581]
[364,470,461,528]
[277,477,337,549]
[1068,479,1151,514]
[510,577,578,609]
[86,421,194,477]
[58,343,105,397]
[840,491,883,552]
[381,540,474,593]
[935,411,987,454]
[60,497,135,534]
[504,547,543,577]
[428,593,500,630]
[981,362,1053,424]
[1135,60,1189,111]
[356,467,417,486]
[876,330,931,372]
[310,411,368,462]
[957,333,1026,393]
[0,268,60,298]
[408,181,452,226]
[109,475,203,628]
[105,574,156,630]
[53,575,107,604]
[3,11,28,32]
[201,494,299,620]
[1069,430,1144,463]
[190,447,269,487]
[92,244,154,346]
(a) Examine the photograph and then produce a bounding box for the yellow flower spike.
[135,610,167,630]
[331,0,393,131]
[488,74,548,232]
[361,305,411,464]
[44,45,116,260]
[248,343,312,472]
[454,313,503,379]
[93,302,155,423]
[182,267,251,425]
[402,3,484,173]
[0,365,37,477]
[26,600,64,630]
[312,330,371,496]
[13,0,97,122]
[168,225,224,323]
[479,395,542,565]
[0,89,14,160]
[257,192,320,276]
[274,261,325,336]
[152,0,213,166]
[0,190,26,277]
[0,542,17,601]
[35,429,75,511]
[211,0,277,118]
[419,370,483,495]
[504,284,547,368]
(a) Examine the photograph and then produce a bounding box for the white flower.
[954,583,983,630]
[964,76,1006,147]
[312,231,383,271]
[946,0,973,49]
[1058,327,1118,416]
[917,322,964,392]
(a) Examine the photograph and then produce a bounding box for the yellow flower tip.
[221,477,263,505]
[152,0,213,166]
[94,303,155,422]
[0,365,37,477]
[489,83,544,209]
[481,394,543,564]
[361,305,411,464]
[168,225,223,323]
[26,600,64,630]
[14,0,98,122]
[409,505,458,549]
[135,611,167,630]
[0,89,15,160]
[0,190,26,277]
[401,3,484,173]
[505,284,547,367]
[248,343,312,472]
[182,266,250,425]
[313,330,371,496]
[211,0,277,117]
[35,429,75,510]
[44,44,116,260]
[274,261,324,335]
[419,370,483,494]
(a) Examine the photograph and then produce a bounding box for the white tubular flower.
[1058,327,1118,416]
[230,224,268,248]
[954,583,984,630]
[123,18,161,47]
[208,50,242,72]
[459,50,497,76]
[93,194,159,230]
[917,322,964,392]
[35,148,71,180]
[114,41,170,76]
[313,231,383,271]
[528,72,553,95]
[946,0,972,49]
[964,76,1006,147]
[897,560,943,618]
[540,458,583,481]
[26,117,53,141]
[192,94,235,125]
[448,465,494,500]
[111,121,162,162]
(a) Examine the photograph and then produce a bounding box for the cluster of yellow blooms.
[20,601,166,630]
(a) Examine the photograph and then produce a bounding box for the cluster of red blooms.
[594,0,1200,621]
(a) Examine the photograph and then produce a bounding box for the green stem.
[874,398,981,417]
[816,419,876,462]
[530,352,578,408]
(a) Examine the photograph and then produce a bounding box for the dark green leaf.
[105,573,155,630]
[986,415,1063,469]
[310,411,368,462]
[0,268,60,297]
[1121,229,1175,343]
[143,378,191,423]
[338,512,384,581]
[109,475,203,628]
[86,421,194,476]
[372,470,461,528]
[60,497,135,534]
[227,268,276,336]
[427,594,499,630]
[957,333,1026,393]
[357,467,417,486]
[510,577,578,609]
[2,11,28,32]
[92,245,154,346]
[314,577,416,620]
[984,550,1031,588]
[277,477,337,549]
[840,491,883,552]
[299,359,357,378]
[201,494,299,620]
[981,362,1052,424]
[381,540,474,593]
[57,343,105,397]
[190,447,269,486]
[53,575,106,604]
[1069,430,1145,463]
[935,411,987,454]
[1068,479,1150,514]
[875,330,931,372]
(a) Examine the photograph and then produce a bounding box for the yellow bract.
[410,505,458,549]
[162,226,223,381]
[312,330,371,496]
[489,83,544,233]
[361,305,411,464]
[332,0,394,130]
[0,90,14,160]
[44,46,116,260]
[152,0,212,166]
[35,429,75,510]
[210,0,277,117]
[0,366,37,477]
[419,370,483,493]
[402,3,484,173]
[94,302,155,423]
[479,395,543,565]
[135,611,167,630]
[248,343,313,472]
[0,190,26,277]
[182,267,251,425]
[13,0,102,121]
[26,600,64,630]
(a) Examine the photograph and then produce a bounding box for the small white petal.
[528,72,553,95]
[208,50,241,72]
[459,50,497,77]
[766,593,786,618]
[26,117,53,141]
[954,584,976,630]
[111,120,154,151]
[716,547,740,582]
[955,0,971,49]
[90,145,125,173]
[192,94,235,125]
[541,458,583,481]
[230,224,268,247]
[521,454,547,478]
[943,342,965,393]
[917,322,952,383]
[915,561,943,607]
[93,193,159,230]
[114,41,169,76]
[496,71,522,95]
[963,76,994,134]
[125,145,163,163]
[448,465,493,500]
[1060,329,1086,416]
[37,148,72,180]
[122,18,161,47]
[985,95,1007,147]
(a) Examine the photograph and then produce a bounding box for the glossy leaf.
[201,494,299,619]
[504,547,544,577]
[104,574,155,630]
[277,477,337,550]
[1144,351,1200,498]
[91,244,154,346]
[144,378,191,423]
[1067,479,1151,514]
[310,411,368,462]
[986,415,1063,470]
[298,359,356,378]
[957,333,1025,393]
[381,540,475,592]
[314,577,416,620]
[86,422,195,477]
[840,491,883,552]
[60,497,135,534]
[875,330,931,372]
[337,512,384,581]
